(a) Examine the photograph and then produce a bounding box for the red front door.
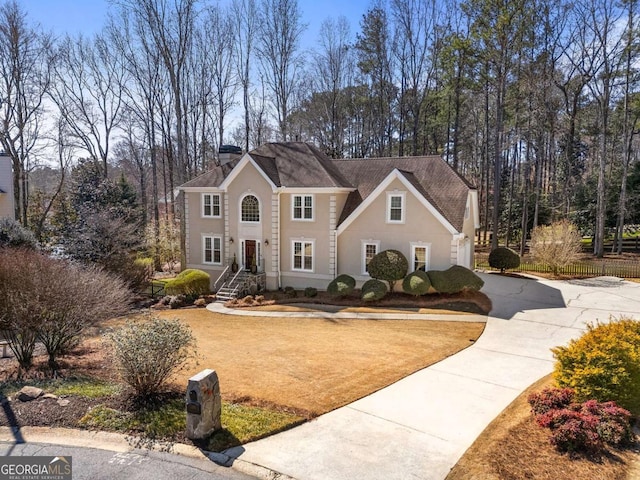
[245,240,256,270]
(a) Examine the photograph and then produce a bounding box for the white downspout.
[277,188,282,289]
[334,229,338,279]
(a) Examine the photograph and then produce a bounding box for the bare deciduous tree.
[0,0,52,225]
[258,0,306,141]
[50,32,127,177]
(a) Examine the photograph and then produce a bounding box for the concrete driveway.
[226,273,640,480]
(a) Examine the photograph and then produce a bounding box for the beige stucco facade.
[0,154,15,220]
[181,153,479,292]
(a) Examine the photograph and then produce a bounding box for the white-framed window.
[203,235,222,265]
[411,242,431,271]
[292,194,314,221]
[241,194,260,222]
[202,193,221,218]
[387,192,405,223]
[292,239,314,272]
[361,240,380,275]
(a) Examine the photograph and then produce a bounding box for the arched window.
[241,195,260,222]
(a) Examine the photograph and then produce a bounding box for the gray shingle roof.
[331,156,473,231]
[179,143,474,232]
[249,142,352,188]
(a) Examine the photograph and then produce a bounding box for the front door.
[245,240,256,270]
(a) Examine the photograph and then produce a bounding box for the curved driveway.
[225,273,640,480]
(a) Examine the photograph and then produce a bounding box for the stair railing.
[212,265,230,292]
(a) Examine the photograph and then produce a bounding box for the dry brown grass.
[447,375,640,480]
[107,309,485,416]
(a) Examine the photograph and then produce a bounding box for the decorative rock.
[17,386,43,402]
[42,393,58,400]
[57,399,70,407]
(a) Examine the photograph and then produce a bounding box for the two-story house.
[178,142,479,292]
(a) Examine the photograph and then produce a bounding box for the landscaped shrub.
[367,249,408,291]
[327,274,355,297]
[107,315,195,396]
[402,270,431,296]
[0,248,130,373]
[528,390,633,454]
[552,318,640,414]
[283,286,297,298]
[427,266,484,294]
[488,246,520,273]
[304,287,318,298]
[528,387,574,415]
[164,269,210,297]
[361,279,388,302]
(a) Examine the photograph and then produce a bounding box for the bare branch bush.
[106,315,195,397]
[0,248,131,375]
[530,220,583,276]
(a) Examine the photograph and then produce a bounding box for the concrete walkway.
[223,273,640,480]
[207,301,487,322]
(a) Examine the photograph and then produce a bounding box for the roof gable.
[332,156,472,231]
[336,169,458,235]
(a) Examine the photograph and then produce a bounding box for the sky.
[20,0,372,49]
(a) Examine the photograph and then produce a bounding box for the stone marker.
[17,386,43,402]
[186,369,222,440]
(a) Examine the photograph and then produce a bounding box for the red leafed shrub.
[528,387,575,415]
[581,400,634,446]
[547,409,602,453]
[528,388,634,454]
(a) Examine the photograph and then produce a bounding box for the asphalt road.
[0,441,257,480]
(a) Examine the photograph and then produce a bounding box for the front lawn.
[1,307,485,451]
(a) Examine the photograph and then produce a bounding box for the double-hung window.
[387,192,405,223]
[411,243,430,272]
[362,241,380,275]
[203,235,222,265]
[292,194,313,221]
[202,193,221,218]
[292,240,314,272]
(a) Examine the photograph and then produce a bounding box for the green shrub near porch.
[165,269,210,296]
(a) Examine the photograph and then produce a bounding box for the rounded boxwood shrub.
[361,279,388,302]
[304,287,318,298]
[488,246,521,273]
[427,266,484,294]
[165,268,210,297]
[552,318,640,414]
[367,249,408,291]
[327,274,355,297]
[402,270,431,296]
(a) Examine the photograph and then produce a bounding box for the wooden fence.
[475,253,640,278]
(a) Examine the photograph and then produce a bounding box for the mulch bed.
[235,290,492,315]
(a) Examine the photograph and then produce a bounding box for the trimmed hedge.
[553,318,640,415]
[304,287,318,298]
[367,249,408,291]
[427,266,484,294]
[402,270,431,296]
[327,274,355,297]
[488,246,521,273]
[361,279,388,302]
[165,269,210,296]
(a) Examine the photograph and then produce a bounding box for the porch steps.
[215,271,252,302]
